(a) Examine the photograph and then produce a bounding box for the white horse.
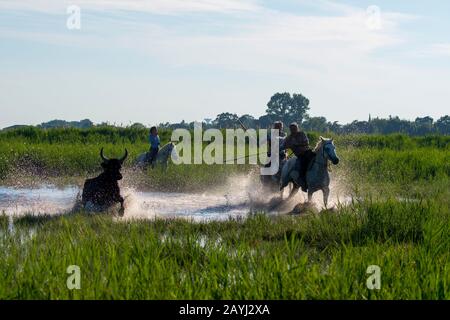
[135,142,178,170]
[280,137,340,208]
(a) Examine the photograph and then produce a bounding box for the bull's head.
[100,148,128,180]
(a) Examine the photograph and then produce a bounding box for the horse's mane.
[313,137,331,153]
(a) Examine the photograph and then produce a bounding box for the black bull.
[82,148,128,213]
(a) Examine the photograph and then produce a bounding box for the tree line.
[159,92,449,135]
[3,92,448,135]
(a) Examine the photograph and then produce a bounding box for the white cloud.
[2,0,448,125]
[0,0,261,15]
[0,1,415,76]
[108,7,413,79]
[0,0,420,95]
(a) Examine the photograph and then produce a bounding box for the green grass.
[0,198,448,299]
[0,127,449,299]
[1,129,448,192]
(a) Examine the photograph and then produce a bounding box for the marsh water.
[0,175,349,221]
[0,185,255,221]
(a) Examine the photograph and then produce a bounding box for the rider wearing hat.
[283,122,314,191]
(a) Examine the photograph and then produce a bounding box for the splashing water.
[123,189,251,221]
[0,173,351,221]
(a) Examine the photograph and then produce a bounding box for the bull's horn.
[100,148,109,161]
[120,149,128,163]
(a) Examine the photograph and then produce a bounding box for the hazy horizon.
[1,0,450,129]
[2,112,447,130]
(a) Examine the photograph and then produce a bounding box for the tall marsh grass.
[0,198,448,299]
[0,127,448,299]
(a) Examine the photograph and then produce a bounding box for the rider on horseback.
[283,122,315,192]
[148,126,160,165]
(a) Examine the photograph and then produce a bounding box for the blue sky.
[1,0,449,128]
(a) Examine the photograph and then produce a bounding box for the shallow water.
[124,189,252,221]
[0,185,263,221]
[0,185,79,216]
[0,175,349,221]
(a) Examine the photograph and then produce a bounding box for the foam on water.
[0,174,351,220]
[123,190,251,221]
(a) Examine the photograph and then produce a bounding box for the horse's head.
[318,137,340,165]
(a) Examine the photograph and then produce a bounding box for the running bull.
[82,148,128,214]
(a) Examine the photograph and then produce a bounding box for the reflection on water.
[0,185,258,221]
[0,185,79,216]
[0,175,351,221]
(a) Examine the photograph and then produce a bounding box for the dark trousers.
[148,147,159,163]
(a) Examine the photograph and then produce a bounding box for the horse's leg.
[307,190,313,203]
[287,183,299,200]
[322,186,330,209]
[278,179,286,199]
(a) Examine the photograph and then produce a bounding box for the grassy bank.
[1,128,449,192]
[0,128,449,299]
[0,197,448,299]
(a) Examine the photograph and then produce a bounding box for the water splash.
[0,172,351,220]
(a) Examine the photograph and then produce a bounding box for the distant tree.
[342,120,370,134]
[414,116,434,135]
[177,120,190,129]
[38,119,93,129]
[238,114,256,129]
[266,92,310,125]
[202,118,214,129]
[213,112,239,128]
[130,122,146,129]
[302,116,329,132]
[435,115,450,135]
[74,119,94,129]
[415,116,434,127]
[158,122,171,129]
[38,120,68,129]
[368,116,411,134]
[1,125,30,131]
[257,114,275,129]
[328,121,342,133]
